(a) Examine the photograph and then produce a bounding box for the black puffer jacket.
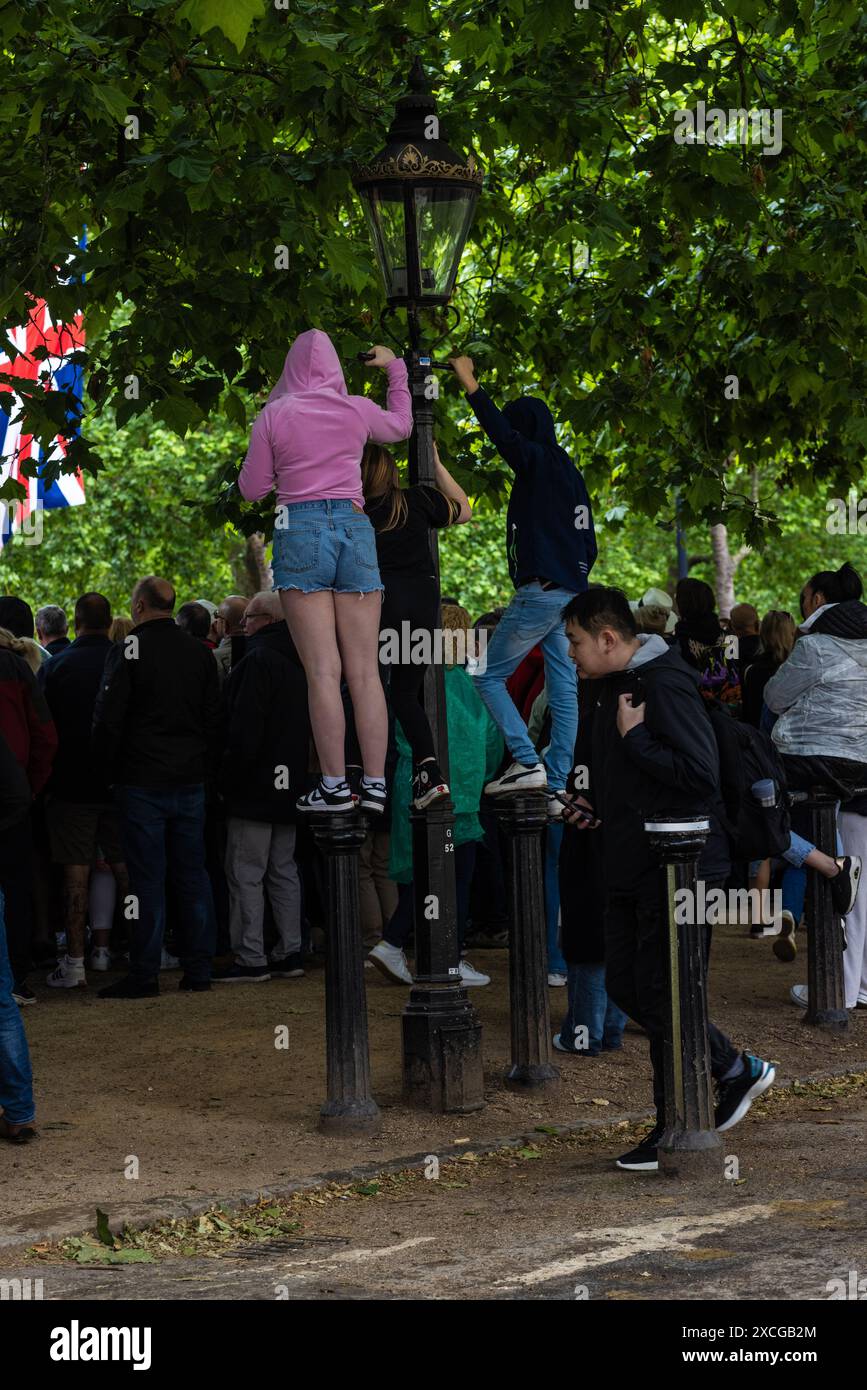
[575,635,730,896]
[220,621,309,823]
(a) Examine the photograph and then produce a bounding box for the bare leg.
[335,591,387,780]
[805,847,841,878]
[62,864,90,958]
[278,589,346,778]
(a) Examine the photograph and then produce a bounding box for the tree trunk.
[243,533,272,594]
[709,523,749,617]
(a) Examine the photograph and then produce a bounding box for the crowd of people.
[1,326,866,1174]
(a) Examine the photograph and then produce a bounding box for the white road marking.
[277,1235,435,1276]
[496,1204,776,1287]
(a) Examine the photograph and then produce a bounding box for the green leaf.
[224,391,247,427]
[95,1209,114,1247]
[178,0,264,54]
[90,83,130,124]
[167,155,212,183]
[516,1146,543,1160]
[787,367,823,404]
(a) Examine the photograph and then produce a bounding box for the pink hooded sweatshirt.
[238,329,413,509]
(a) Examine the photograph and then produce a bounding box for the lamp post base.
[504,1062,560,1091]
[658,1127,725,1182]
[402,988,484,1113]
[319,1098,382,1136]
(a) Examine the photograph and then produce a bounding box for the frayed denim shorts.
[271,498,384,595]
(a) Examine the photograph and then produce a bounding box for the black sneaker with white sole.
[268,953,305,979]
[830,855,862,916]
[714,1053,775,1131]
[296,779,355,813]
[359,779,387,814]
[413,760,449,810]
[212,960,271,983]
[615,1123,663,1172]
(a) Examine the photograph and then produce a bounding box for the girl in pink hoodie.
[239,328,413,814]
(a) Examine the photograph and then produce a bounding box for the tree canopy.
[1,0,865,558]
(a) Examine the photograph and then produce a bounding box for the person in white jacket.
[764,562,867,1003]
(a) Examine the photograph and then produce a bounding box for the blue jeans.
[560,962,627,1055]
[0,888,35,1125]
[473,582,578,789]
[545,822,567,975]
[115,785,216,983]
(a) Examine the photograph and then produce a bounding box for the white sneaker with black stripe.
[359,778,387,814]
[485,760,548,796]
[296,779,356,813]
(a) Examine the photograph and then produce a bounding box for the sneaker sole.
[213,974,272,984]
[270,970,305,979]
[359,800,386,814]
[485,779,548,796]
[615,1156,659,1172]
[412,785,449,810]
[716,1064,776,1133]
[368,953,412,986]
[296,802,357,814]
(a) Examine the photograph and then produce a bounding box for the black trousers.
[379,583,438,765]
[384,841,477,951]
[604,886,740,1126]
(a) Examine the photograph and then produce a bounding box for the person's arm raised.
[433,441,472,523]
[448,353,543,473]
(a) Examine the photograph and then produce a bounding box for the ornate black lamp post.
[352,60,485,1113]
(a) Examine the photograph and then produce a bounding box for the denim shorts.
[271,499,384,595]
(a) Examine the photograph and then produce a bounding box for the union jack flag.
[0,297,86,549]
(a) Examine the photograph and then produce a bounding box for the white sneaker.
[790,983,808,1007]
[160,948,180,971]
[547,972,567,987]
[368,940,413,985]
[89,947,111,972]
[46,957,86,989]
[458,958,490,987]
[546,794,567,821]
[484,761,548,796]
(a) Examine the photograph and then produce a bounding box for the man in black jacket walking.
[561,588,774,1172]
[92,576,221,998]
[449,355,596,815]
[215,594,310,983]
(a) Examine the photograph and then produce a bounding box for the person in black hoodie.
[560,587,775,1172]
[216,593,311,983]
[449,354,596,814]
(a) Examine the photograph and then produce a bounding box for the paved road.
[5,1087,866,1301]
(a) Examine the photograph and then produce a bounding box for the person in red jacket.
[0,639,57,1003]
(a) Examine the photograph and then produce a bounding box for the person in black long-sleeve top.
[92,576,221,998]
[0,727,36,1142]
[449,354,596,811]
[559,587,775,1172]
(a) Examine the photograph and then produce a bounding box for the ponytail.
[807,562,863,605]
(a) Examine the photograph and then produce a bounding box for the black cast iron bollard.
[802,787,848,1031]
[645,815,723,1181]
[493,794,559,1090]
[402,797,485,1113]
[311,811,381,1134]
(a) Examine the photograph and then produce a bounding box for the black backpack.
[706,703,790,861]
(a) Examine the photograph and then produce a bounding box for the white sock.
[67,955,85,967]
[321,775,347,790]
[361,776,386,788]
